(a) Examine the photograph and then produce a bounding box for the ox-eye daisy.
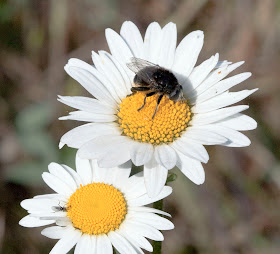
[59,21,257,197]
[19,154,173,254]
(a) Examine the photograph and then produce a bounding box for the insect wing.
[126,57,158,73]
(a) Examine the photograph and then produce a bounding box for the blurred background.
[0,0,280,253]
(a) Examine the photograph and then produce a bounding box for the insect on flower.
[127,57,184,118]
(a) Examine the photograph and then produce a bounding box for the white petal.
[96,234,113,254]
[197,124,251,147]
[78,135,133,168]
[182,126,227,145]
[42,172,73,196]
[215,60,232,68]
[144,159,168,198]
[127,212,174,230]
[60,123,121,149]
[58,96,116,115]
[59,110,117,122]
[144,22,162,64]
[128,186,172,207]
[99,51,131,95]
[74,234,93,254]
[192,89,258,113]
[123,173,146,200]
[120,21,144,59]
[108,231,137,254]
[106,28,133,64]
[172,30,204,81]
[41,226,67,239]
[19,215,55,227]
[50,227,81,254]
[91,51,125,101]
[75,154,92,185]
[122,221,163,241]
[193,72,252,104]
[34,194,66,201]
[48,162,78,191]
[190,105,249,126]
[171,138,209,163]
[176,151,205,185]
[188,61,245,100]
[21,198,58,213]
[158,22,177,69]
[118,227,151,252]
[60,164,83,187]
[185,53,219,93]
[130,143,154,166]
[154,145,177,169]
[129,206,171,217]
[65,59,116,106]
[216,113,257,131]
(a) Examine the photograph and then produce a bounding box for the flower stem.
[152,199,163,254]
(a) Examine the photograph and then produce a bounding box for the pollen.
[117,92,191,144]
[67,183,127,235]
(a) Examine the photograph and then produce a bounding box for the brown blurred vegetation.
[0,0,280,253]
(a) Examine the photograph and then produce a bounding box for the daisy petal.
[144,22,162,64]
[188,61,245,100]
[74,234,92,254]
[182,127,227,145]
[78,135,133,168]
[194,72,252,104]
[176,151,205,185]
[118,228,150,252]
[129,206,171,217]
[41,226,67,239]
[198,124,251,147]
[19,215,55,227]
[108,231,137,254]
[21,198,58,213]
[154,145,177,169]
[49,227,81,254]
[59,110,117,122]
[106,28,133,64]
[173,30,204,80]
[64,60,116,106]
[128,186,172,207]
[75,154,93,185]
[158,22,177,69]
[130,143,154,166]
[42,172,73,196]
[123,221,164,241]
[144,159,168,198]
[60,123,121,149]
[120,21,144,59]
[128,212,174,230]
[216,113,257,131]
[48,162,78,191]
[184,53,219,93]
[96,234,113,254]
[190,105,249,126]
[171,138,209,163]
[58,96,116,115]
[192,89,258,113]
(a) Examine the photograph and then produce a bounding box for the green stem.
[152,199,163,254]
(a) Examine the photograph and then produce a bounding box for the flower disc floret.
[117,92,191,144]
[67,183,127,235]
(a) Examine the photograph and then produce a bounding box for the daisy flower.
[59,21,257,197]
[19,154,173,254]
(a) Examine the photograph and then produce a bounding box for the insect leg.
[138,91,156,111]
[152,94,164,119]
[131,87,151,92]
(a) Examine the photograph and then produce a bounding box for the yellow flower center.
[67,183,127,235]
[117,92,191,144]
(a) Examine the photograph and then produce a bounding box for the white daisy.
[59,21,257,197]
[19,154,173,254]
